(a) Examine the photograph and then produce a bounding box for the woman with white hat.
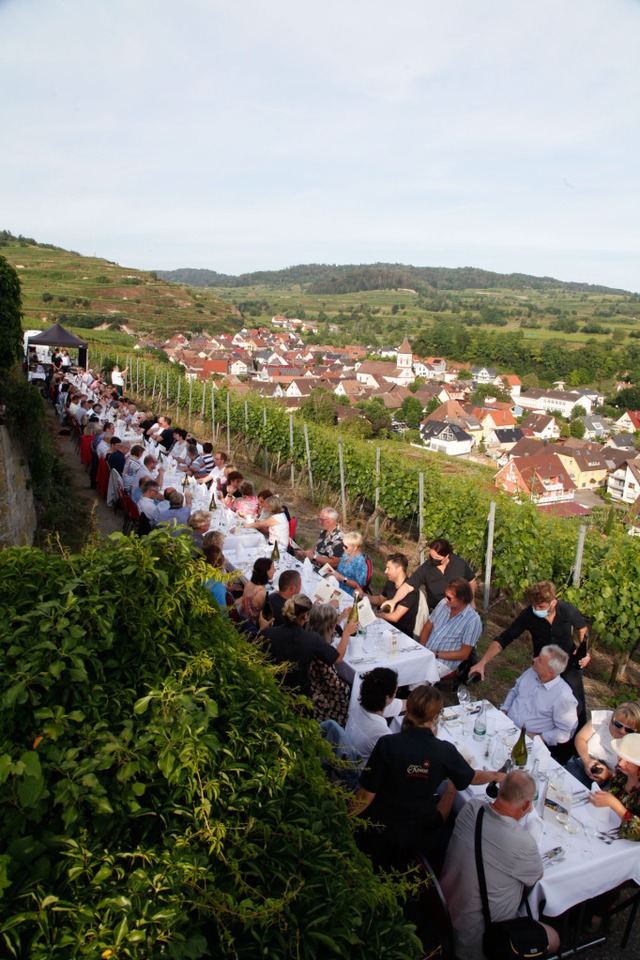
[588,733,640,840]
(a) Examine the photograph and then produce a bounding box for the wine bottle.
[511,725,528,768]
[486,758,512,798]
[209,492,217,511]
[263,594,274,623]
[347,596,359,625]
[271,540,280,562]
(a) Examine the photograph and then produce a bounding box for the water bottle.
[473,701,488,742]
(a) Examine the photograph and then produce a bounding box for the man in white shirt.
[501,645,578,747]
[345,667,404,760]
[441,771,559,960]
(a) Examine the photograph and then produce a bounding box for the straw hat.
[612,733,640,766]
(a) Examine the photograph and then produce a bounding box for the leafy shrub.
[0,532,419,959]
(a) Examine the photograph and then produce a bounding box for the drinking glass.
[457,686,471,711]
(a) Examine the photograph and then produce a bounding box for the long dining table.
[437,700,640,921]
[217,520,439,710]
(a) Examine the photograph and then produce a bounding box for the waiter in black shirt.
[470,580,589,727]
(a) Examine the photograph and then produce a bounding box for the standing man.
[441,771,559,960]
[110,363,127,395]
[296,507,344,569]
[419,578,481,678]
[470,580,589,727]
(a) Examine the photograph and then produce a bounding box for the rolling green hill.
[157,261,632,296]
[1,230,239,347]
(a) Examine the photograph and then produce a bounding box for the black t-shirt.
[261,623,338,697]
[495,600,587,660]
[408,553,475,609]
[383,580,419,638]
[266,591,287,625]
[158,427,175,451]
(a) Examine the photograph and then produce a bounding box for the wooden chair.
[79,434,93,469]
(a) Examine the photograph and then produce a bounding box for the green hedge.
[0,532,420,959]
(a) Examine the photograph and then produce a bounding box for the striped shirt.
[425,599,481,655]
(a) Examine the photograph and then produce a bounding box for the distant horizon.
[153,260,635,294]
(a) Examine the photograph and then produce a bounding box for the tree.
[470,383,512,406]
[355,398,391,434]
[522,372,539,389]
[0,255,23,372]
[424,397,441,417]
[300,387,336,425]
[570,419,586,438]
[400,395,424,429]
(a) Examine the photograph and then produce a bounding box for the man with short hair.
[189,442,215,479]
[137,480,163,521]
[155,490,191,531]
[198,450,228,487]
[106,437,127,475]
[441,770,560,960]
[139,454,164,488]
[268,570,302,625]
[122,444,146,494]
[370,553,420,639]
[501,645,578,746]
[96,423,115,458]
[296,507,344,569]
[419,578,482,678]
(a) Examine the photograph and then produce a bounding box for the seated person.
[345,667,405,760]
[370,552,420,639]
[147,415,174,450]
[188,510,213,552]
[441,770,559,960]
[501,645,578,747]
[238,558,274,626]
[155,490,191,532]
[105,437,127,475]
[137,480,163,522]
[245,496,290,549]
[231,480,259,520]
[307,603,356,727]
[189,442,215,479]
[588,733,640,840]
[566,701,640,789]
[266,570,302,625]
[203,536,227,610]
[261,594,349,699]
[420,578,481,678]
[296,507,344,570]
[221,470,244,504]
[333,532,368,596]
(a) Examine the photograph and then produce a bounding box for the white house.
[518,388,593,418]
[420,421,473,456]
[607,459,640,504]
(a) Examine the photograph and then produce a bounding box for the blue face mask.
[532,607,549,618]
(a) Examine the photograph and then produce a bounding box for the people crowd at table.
[46,360,640,953]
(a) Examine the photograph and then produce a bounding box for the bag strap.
[474,806,493,928]
[475,804,536,922]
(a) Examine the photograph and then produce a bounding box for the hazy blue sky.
[2,0,639,290]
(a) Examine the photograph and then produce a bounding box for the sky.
[1,0,639,291]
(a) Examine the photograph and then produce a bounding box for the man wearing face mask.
[470,580,589,727]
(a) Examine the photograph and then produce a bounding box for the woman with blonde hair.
[307,603,355,726]
[261,595,348,698]
[566,701,640,788]
[334,532,368,596]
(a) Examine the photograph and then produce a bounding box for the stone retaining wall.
[0,424,36,547]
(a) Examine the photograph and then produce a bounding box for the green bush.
[0,532,419,959]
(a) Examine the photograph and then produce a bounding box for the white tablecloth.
[439,703,640,917]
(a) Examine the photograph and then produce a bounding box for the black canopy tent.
[27,323,89,369]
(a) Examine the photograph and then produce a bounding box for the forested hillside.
[158,262,631,296]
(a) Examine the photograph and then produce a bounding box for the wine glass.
[457,686,471,712]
